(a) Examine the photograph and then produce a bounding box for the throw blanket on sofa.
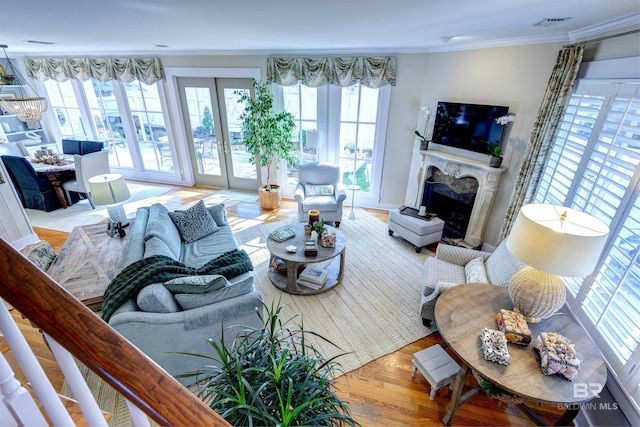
[101,249,253,322]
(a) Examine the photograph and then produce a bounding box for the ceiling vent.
[533,17,571,28]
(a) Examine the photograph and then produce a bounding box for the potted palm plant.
[180,301,359,426]
[237,80,297,209]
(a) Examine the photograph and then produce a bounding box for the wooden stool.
[412,344,460,400]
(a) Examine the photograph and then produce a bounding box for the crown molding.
[569,13,640,42]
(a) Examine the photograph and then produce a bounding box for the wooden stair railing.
[0,238,230,427]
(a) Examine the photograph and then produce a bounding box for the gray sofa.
[108,202,264,386]
[420,240,526,326]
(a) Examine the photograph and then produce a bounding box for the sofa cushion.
[465,256,489,284]
[137,284,180,313]
[145,203,182,259]
[206,203,228,226]
[144,236,176,259]
[174,276,254,310]
[179,226,238,268]
[485,240,527,286]
[163,274,228,294]
[169,200,220,243]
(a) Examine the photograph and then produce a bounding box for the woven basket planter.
[259,184,281,210]
[472,370,526,405]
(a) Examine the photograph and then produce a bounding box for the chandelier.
[0,44,48,127]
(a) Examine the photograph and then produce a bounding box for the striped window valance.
[267,56,396,88]
[24,57,164,85]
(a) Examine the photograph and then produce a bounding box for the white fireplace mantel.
[415,150,506,247]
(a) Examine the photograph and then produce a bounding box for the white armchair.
[420,240,526,326]
[294,162,347,227]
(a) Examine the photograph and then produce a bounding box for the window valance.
[24,57,164,85]
[267,56,396,88]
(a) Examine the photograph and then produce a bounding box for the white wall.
[402,43,563,246]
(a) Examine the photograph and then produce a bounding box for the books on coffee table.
[297,265,328,290]
[269,227,295,242]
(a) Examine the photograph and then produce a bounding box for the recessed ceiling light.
[155,44,169,48]
[26,40,56,45]
[533,18,571,28]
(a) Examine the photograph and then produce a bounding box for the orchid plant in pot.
[487,114,515,168]
[415,106,433,151]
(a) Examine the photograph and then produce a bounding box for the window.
[534,79,640,416]
[338,84,378,193]
[274,82,390,203]
[43,79,87,139]
[281,83,319,186]
[41,78,176,176]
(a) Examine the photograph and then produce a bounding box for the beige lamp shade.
[506,204,610,277]
[506,204,609,322]
[88,174,131,206]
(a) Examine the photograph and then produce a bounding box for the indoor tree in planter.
[180,301,359,427]
[237,80,297,209]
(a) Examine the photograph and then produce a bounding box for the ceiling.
[2,0,639,56]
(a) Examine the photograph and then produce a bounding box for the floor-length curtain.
[498,44,585,241]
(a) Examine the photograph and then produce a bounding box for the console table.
[47,222,131,311]
[435,284,607,426]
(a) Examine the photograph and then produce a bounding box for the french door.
[176,77,259,190]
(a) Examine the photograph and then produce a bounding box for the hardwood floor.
[24,183,568,426]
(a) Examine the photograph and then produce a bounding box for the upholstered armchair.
[1,155,61,211]
[419,240,526,326]
[294,162,347,227]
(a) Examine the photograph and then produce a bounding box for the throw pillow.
[20,240,57,271]
[206,203,228,226]
[137,284,180,313]
[169,200,220,243]
[465,256,489,284]
[305,184,334,196]
[163,274,228,294]
[175,275,254,310]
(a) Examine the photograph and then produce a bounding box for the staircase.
[0,237,230,426]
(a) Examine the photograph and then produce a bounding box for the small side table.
[346,184,360,220]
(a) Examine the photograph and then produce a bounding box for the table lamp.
[506,203,609,323]
[88,174,131,237]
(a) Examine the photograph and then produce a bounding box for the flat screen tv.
[432,102,509,154]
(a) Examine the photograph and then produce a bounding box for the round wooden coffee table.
[267,223,346,295]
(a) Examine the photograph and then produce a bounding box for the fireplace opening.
[421,168,478,241]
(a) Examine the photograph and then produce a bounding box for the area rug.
[62,208,435,425]
[25,183,171,232]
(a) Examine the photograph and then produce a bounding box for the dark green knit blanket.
[101,249,253,322]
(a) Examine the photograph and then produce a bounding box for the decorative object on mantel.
[0,45,48,127]
[506,203,609,323]
[415,106,433,150]
[486,114,515,168]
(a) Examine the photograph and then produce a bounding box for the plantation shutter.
[534,79,640,416]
